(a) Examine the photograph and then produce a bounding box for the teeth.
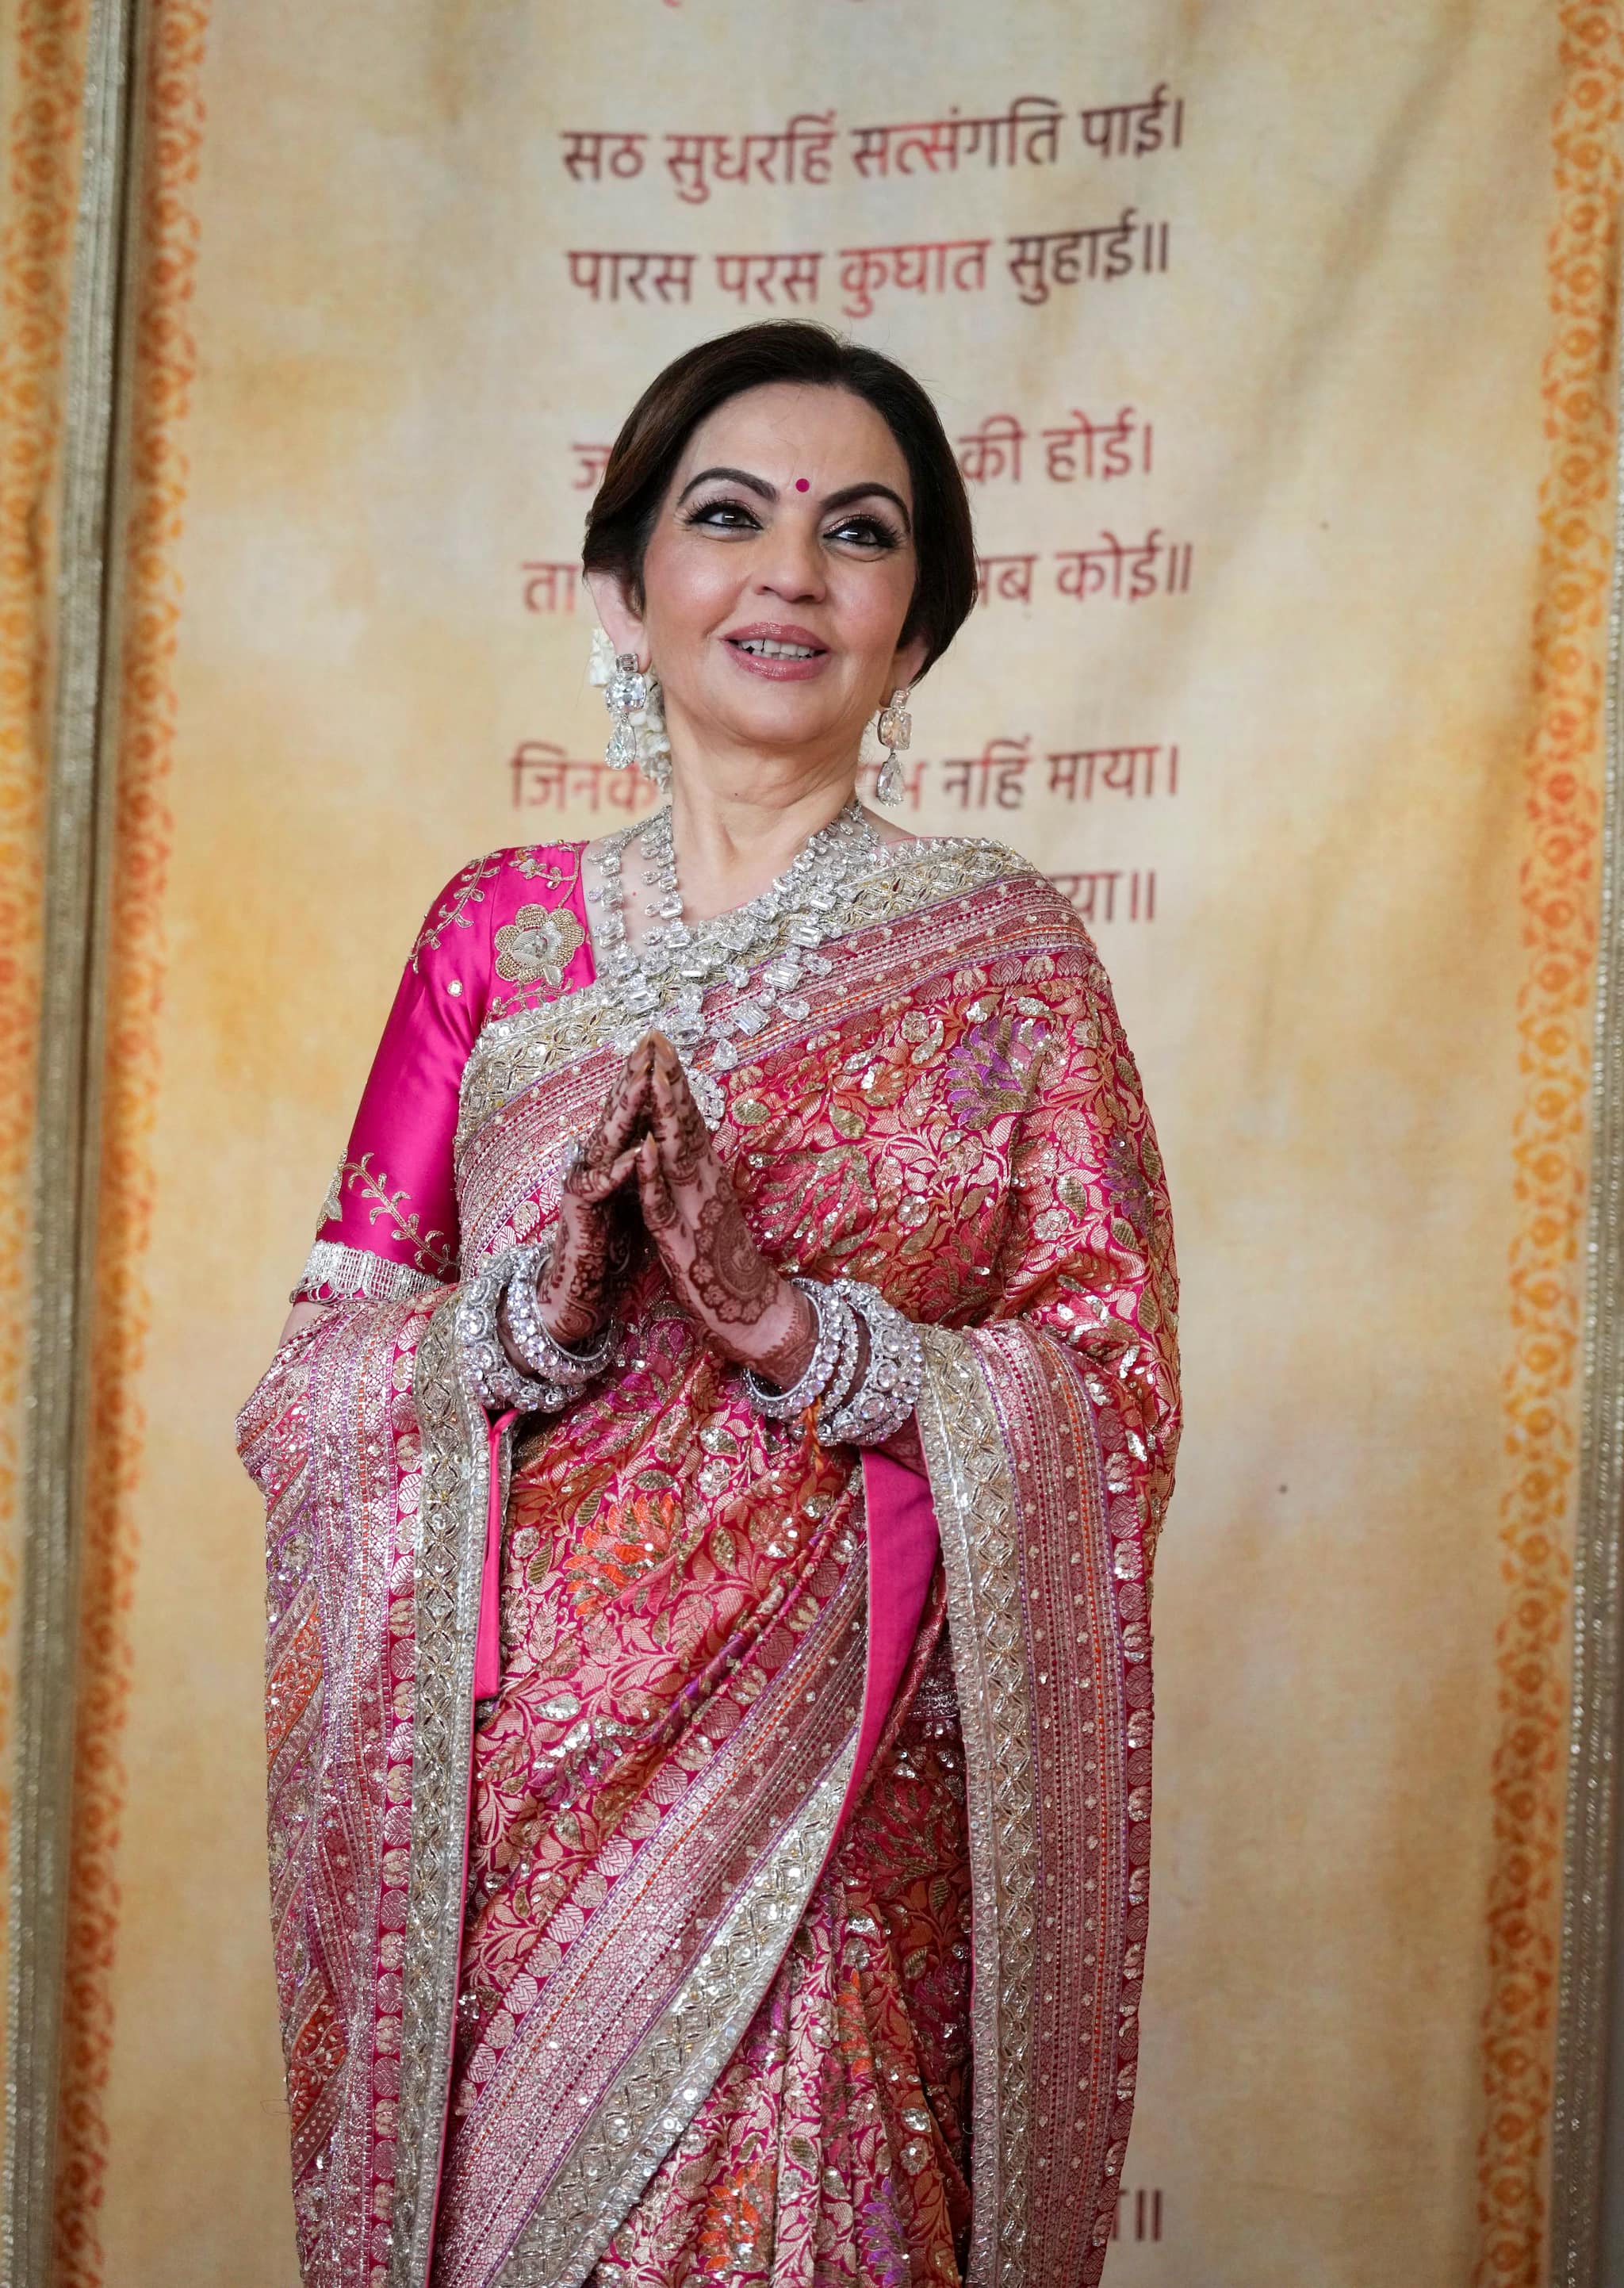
[737,638,817,659]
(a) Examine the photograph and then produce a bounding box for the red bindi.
[795,477,810,492]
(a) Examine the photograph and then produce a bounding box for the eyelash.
[681,496,904,551]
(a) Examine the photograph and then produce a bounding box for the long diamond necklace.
[587,796,884,1124]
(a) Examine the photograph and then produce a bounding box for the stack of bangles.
[454,1244,620,1414]
[742,1276,924,1448]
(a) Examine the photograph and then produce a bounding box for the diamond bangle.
[501,1243,619,1387]
[454,1256,570,1416]
[817,1280,924,1448]
[821,1283,864,1417]
[741,1277,854,1421]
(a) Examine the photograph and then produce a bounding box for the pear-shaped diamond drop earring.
[875,687,913,805]
[603,651,649,772]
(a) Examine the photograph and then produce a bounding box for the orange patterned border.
[0,0,91,2056]
[1473,10,1622,2282]
[48,5,210,2278]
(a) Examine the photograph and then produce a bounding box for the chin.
[711,688,852,759]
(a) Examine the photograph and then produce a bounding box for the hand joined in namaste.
[518,1031,815,1389]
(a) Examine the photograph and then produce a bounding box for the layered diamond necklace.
[586,796,886,1125]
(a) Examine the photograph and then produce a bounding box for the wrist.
[738,1279,818,1386]
[504,1255,619,1387]
[536,1280,608,1352]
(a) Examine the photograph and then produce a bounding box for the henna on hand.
[660,1052,713,1182]
[633,1047,811,1375]
[636,1133,680,1232]
[750,1284,819,1390]
[687,1191,776,1325]
[533,1045,651,1349]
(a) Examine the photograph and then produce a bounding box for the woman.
[239,320,1179,2288]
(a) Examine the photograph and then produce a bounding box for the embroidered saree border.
[439,1493,868,2282]
[916,1321,1140,2288]
[914,1327,1036,2288]
[494,1751,856,2288]
[295,1238,444,1308]
[454,835,1032,1158]
[393,1294,494,2288]
[389,1289,869,2288]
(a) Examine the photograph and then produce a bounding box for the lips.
[723,621,831,680]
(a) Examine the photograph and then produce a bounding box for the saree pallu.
[237,834,1179,2288]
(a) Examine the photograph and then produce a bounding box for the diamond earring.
[604,651,648,771]
[875,686,912,806]
[588,626,671,786]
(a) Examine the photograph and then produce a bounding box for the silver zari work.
[586,797,882,1125]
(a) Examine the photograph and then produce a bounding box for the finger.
[647,1067,686,1167]
[575,1062,649,1182]
[601,1067,651,1154]
[637,1131,680,1232]
[648,1051,684,1136]
[649,1052,714,1189]
[571,1143,643,1205]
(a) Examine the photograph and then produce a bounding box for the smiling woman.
[239,322,1178,2288]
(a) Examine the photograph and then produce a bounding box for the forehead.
[675,382,912,497]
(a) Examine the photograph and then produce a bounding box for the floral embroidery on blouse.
[511,847,582,891]
[331,1152,456,1275]
[493,903,587,989]
[410,850,505,971]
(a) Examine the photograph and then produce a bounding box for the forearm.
[279,1298,337,1345]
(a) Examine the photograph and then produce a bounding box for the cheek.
[642,532,744,647]
[835,562,916,659]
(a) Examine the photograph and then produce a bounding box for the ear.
[887,628,931,695]
[584,569,649,667]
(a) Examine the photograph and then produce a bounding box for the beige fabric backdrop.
[23,2,1614,2282]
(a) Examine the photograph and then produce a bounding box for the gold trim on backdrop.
[0,0,99,2133]
[1473,9,1624,2283]
[1549,124,1624,2288]
[50,5,209,2275]
[1,0,138,2277]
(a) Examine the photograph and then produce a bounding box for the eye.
[825,512,904,551]
[681,494,761,532]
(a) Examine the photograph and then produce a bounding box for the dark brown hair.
[581,322,976,676]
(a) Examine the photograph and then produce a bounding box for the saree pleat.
[590,1620,972,2288]
[239,834,1178,2288]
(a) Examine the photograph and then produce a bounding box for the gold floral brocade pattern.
[454,837,1029,1159]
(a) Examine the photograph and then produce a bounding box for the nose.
[752,513,826,606]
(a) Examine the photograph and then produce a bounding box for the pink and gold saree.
[237,833,1179,2288]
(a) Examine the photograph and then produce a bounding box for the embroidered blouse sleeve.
[289,854,501,1305]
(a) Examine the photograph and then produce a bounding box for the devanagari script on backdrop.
[2,2,1616,2282]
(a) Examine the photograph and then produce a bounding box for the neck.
[661,749,860,924]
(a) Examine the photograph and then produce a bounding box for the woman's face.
[592,381,929,780]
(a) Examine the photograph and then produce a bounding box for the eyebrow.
[675,466,913,531]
